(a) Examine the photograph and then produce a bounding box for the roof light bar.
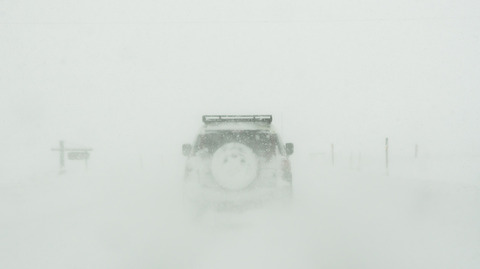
[202,115,273,124]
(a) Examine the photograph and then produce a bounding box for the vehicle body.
[182,115,294,213]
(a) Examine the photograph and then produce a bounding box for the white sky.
[1,0,480,175]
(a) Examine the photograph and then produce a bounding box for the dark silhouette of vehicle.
[182,115,294,213]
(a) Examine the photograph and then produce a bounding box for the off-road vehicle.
[182,115,293,212]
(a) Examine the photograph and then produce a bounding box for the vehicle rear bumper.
[184,185,292,211]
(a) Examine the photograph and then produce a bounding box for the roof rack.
[202,115,272,124]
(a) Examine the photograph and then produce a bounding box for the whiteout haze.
[1,0,480,268]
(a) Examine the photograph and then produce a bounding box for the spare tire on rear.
[211,142,258,191]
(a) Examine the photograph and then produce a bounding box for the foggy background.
[1,1,480,268]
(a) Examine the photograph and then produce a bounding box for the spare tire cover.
[211,142,258,190]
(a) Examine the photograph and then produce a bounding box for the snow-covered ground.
[1,154,479,268]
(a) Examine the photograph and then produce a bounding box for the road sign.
[68,151,90,160]
[52,141,93,173]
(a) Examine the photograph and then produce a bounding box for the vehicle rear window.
[194,131,281,158]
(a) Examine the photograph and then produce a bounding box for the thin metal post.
[59,140,65,171]
[331,144,334,167]
[350,151,353,170]
[385,137,389,174]
[358,152,361,171]
[85,151,89,170]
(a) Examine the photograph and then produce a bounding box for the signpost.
[52,140,93,173]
